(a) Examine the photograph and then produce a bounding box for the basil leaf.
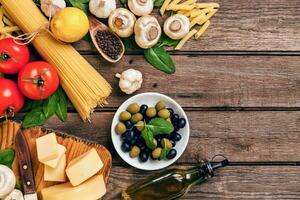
[144,46,176,74]
[22,107,47,128]
[20,99,33,112]
[141,127,156,150]
[158,34,179,47]
[69,0,90,14]
[31,100,43,109]
[159,140,170,160]
[15,183,22,190]
[122,35,141,51]
[43,92,58,118]
[56,88,68,122]
[147,118,174,135]
[0,149,15,168]
[119,0,128,7]
[154,0,164,7]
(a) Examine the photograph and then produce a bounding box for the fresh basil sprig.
[22,87,68,128]
[159,139,170,160]
[66,0,90,15]
[0,149,15,168]
[141,118,174,150]
[158,34,180,47]
[154,0,165,8]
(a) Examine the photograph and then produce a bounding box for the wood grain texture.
[42,111,300,163]
[80,55,300,108]
[105,166,300,199]
[73,0,300,52]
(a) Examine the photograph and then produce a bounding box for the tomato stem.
[0,51,11,62]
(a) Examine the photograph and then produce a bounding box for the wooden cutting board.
[0,120,112,198]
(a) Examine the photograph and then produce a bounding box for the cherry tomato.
[18,61,59,100]
[0,38,30,74]
[0,78,25,117]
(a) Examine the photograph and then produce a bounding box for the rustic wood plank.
[41,111,300,163]
[73,0,300,52]
[81,54,300,108]
[105,166,300,199]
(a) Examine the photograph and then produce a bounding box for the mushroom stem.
[115,73,121,78]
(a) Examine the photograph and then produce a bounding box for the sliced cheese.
[41,175,106,200]
[43,144,66,168]
[44,154,66,182]
[66,148,103,186]
[36,133,59,162]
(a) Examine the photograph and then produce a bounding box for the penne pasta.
[195,20,210,39]
[175,29,197,50]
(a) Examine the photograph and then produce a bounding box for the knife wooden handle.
[16,130,36,194]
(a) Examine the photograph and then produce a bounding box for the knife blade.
[15,129,38,200]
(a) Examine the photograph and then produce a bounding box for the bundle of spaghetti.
[0,0,112,121]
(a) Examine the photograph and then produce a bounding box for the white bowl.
[111,92,190,170]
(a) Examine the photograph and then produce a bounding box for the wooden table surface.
[32,0,300,199]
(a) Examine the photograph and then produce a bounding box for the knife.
[16,130,38,200]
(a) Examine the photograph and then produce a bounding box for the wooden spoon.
[89,16,125,63]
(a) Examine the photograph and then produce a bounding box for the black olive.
[167,149,177,159]
[129,136,138,145]
[124,120,133,129]
[171,114,179,123]
[173,124,180,132]
[178,118,186,128]
[125,130,136,142]
[139,104,148,116]
[170,132,182,142]
[171,140,176,147]
[139,151,149,162]
[167,108,174,116]
[136,136,145,147]
[156,137,162,145]
[121,142,131,152]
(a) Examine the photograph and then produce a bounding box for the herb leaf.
[15,183,22,190]
[122,35,141,51]
[68,0,90,14]
[158,34,179,47]
[141,127,156,150]
[147,118,174,135]
[154,0,164,8]
[43,92,58,118]
[0,149,15,168]
[159,139,170,160]
[144,46,176,74]
[56,88,68,122]
[119,0,128,7]
[22,107,47,128]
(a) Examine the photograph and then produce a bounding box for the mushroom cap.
[134,15,162,49]
[128,0,154,16]
[109,8,136,38]
[89,0,116,18]
[163,14,190,40]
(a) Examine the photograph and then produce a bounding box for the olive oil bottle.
[122,159,228,200]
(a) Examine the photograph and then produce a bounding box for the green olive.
[119,111,131,121]
[131,113,143,123]
[130,146,140,158]
[166,118,171,123]
[152,148,162,159]
[155,100,166,111]
[127,103,140,114]
[152,138,158,148]
[158,109,170,119]
[146,107,157,118]
[135,121,144,132]
[115,122,126,135]
[161,138,173,149]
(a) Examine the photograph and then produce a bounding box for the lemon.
[50,7,89,43]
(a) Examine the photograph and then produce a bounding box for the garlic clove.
[0,165,16,199]
[116,69,143,94]
[89,0,116,18]
[4,189,24,200]
[41,0,66,17]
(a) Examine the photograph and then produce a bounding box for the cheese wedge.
[66,148,103,186]
[41,175,106,200]
[44,154,67,182]
[43,144,66,168]
[36,133,59,162]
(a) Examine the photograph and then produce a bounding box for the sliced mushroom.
[163,14,190,40]
[128,0,153,16]
[108,8,136,38]
[134,15,162,49]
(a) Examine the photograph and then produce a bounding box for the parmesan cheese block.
[36,133,59,162]
[41,175,106,200]
[43,144,66,168]
[44,154,67,182]
[66,148,103,186]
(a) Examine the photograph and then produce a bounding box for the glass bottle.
[122,159,228,200]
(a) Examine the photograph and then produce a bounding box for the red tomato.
[0,78,25,117]
[0,38,30,74]
[18,61,59,100]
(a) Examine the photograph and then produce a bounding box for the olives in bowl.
[111,93,190,170]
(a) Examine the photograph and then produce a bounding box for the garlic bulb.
[108,8,136,38]
[128,0,153,16]
[116,69,143,94]
[163,14,190,40]
[0,165,16,199]
[134,15,161,49]
[89,0,116,18]
[41,0,66,17]
[4,189,24,200]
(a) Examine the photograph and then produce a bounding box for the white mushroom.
[40,0,66,17]
[115,69,143,94]
[163,14,190,40]
[4,189,24,200]
[128,0,153,16]
[108,8,136,38]
[0,165,16,199]
[134,15,161,49]
[89,0,116,18]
